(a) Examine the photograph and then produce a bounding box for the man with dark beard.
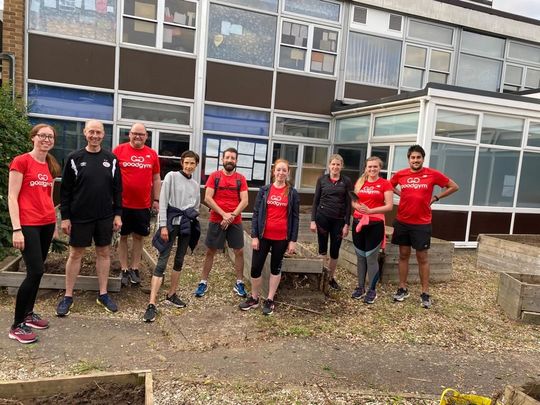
[194,148,249,298]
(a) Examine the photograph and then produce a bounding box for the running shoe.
[351,286,366,300]
[233,281,248,297]
[143,304,158,323]
[165,293,187,308]
[121,270,130,287]
[129,268,141,285]
[96,294,118,313]
[329,278,341,291]
[364,289,377,304]
[194,282,208,297]
[420,293,432,309]
[393,288,410,302]
[239,295,259,311]
[24,313,49,329]
[56,296,73,317]
[262,299,275,316]
[9,323,37,344]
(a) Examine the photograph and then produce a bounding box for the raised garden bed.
[504,381,540,404]
[477,234,540,276]
[0,370,153,404]
[497,273,540,324]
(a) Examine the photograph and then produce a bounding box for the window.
[346,32,401,87]
[120,98,191,125]
[435,110,478,141]
[461,31,505,59]
[122,0,196,53]
[275,117,329,139]
[389,15,402,32]
[473,148,519,206]
[28,84,114,121]
[204,105,270,136]
[335,145,366,181]
[457,54,502,92]
[227,0,278,13]
[508,41,540,64]
[28,0,116,42]
[402,44,451,88]
[272,143,298,185]
[335,116,370,142]
[408,20,453,46]
[352,6,367,24]
[480,115,524,147]
[284,0,341,22]
[279,20,338,75]
[301,145,327,188]
[207,4,277,67]
[527,122,540,148]
[158,132,190,178]
[118,127,153,147]
[374,112,419,137]
[517,152,540,207]
[503,64,540,92]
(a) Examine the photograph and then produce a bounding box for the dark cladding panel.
[513,213,540,234]
[119,48,195,98]
[432,211,468,241]
[28,34,114,88]
[206,62,272,108]
[275,73,335,115]
[344,83,398,101]
[469,212,512,241]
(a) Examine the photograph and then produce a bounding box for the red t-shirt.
[9,153,56,226]
[390,167,449,225]
[353,177,393,220]
[206,170,248,224]
[113,143,160,209]
[263,185,288,240]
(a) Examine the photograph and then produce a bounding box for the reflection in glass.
[275,118,329,139]
[480,115,524,147]
[456,54,502,92]
[474,148,519,206]
[374,112,419,137]
[121,99,190,125]
[435,110,478,141]
[517,152,540,207]
[335,116,370,142]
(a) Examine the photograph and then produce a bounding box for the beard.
[223,162,236,172]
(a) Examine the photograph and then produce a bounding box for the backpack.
[213,172,242,201]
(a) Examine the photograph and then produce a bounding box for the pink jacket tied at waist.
[355,213,387,249]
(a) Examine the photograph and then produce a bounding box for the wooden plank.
[478,234,540,276]
[143,370,154,405]
[521,311,540,325]
[504,385,540,405]
[0,272,121,292]
[522,283,540,313]
[497,273,523,320]
[0,255,22,273]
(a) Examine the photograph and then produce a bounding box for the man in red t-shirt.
[194,147,249,298]
[113,123,161,286]
[390,145,459,309]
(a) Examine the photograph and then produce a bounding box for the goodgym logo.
[30,173,52,187]
[123,155,151,169]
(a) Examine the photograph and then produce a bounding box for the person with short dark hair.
[195,147,249,298]
[8,124,61,344]
[390,144,459,308]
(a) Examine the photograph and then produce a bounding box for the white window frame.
[281,0,342,25]
[401,43,452,90]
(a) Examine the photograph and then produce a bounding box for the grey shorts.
[205,222,244,250]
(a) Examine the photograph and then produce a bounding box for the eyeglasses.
[130,132,147,137]
[36,133,54,141]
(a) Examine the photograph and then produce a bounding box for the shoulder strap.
[213,172,221,198]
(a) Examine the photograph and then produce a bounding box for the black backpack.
[213,172,242,201]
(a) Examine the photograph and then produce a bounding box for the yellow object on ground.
[440,388,494,405]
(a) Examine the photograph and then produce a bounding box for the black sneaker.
[420,293,432,309]
[262,299,275,316]
[129,268,141,285]
[364,289,377,304]
[329,278,341,291]
[96,294,118,313]
[393,288,410,302]
[143,304,157,322]
[56,296,73,317]
[239,295,259,311]
[351,286,366,300]
[165,293,187,308]
[121,271,130,287]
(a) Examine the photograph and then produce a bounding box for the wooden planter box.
[477,234,540,276]
[504,381,540,404]
[0,370,153,404]
[497,272,540,324]
[339,227,454,283]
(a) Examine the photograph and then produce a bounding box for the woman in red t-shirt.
[239,159,300,315]
[8,124,61,344]
[351,157,393,305]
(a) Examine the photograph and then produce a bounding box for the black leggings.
[251,238,288,278]
[315,213,344,259]
[14,223,55,327]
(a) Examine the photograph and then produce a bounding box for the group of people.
[7,119,458,344]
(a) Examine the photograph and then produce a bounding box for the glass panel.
[310,52,335,74]
[281,21,308,47]
[163,25,195,52]
[164,0,196,27]
[123,18,157,47]
[456,54,502,92]
[158,132,190,158]
[272,143,298,185]
[353,6,367,24]
[480,115,524,147]
[408,20,453,45]
[28,0,117,42]
[204,105,270,136]
[508,42,540,64]
[461,31,505,59]
[226,0,279,12]
[121,99,190,125]
[159,157,182,179]
[125,0,157,18]
[473,148,519,206]
[528,122,540,147]
[301,146,327,188]
[279,46,307,70]
[402,67,424,88]
[391,145,410,173]
[335,116,370,142]
[430,50,451,72]
[428,71,448,84]
[284,0,341,22]
[503,84,520,93]
[435,110,478,141]
[335,145,366,181]
[505,65,523,85]
[28,84,114,121]
[374,112,419,137]
[275,117,329,139]
[345,32,401,87]
[207,4,277,67]
[313,27,338,52]
[525,68,540,88]
[389,14,402,31]
[430,143,474,205]
[369,146,389,170]
[517,152,540,207]
[405,45,426,67]
[118,128,153,147]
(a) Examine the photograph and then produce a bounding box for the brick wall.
[2,0,25,96]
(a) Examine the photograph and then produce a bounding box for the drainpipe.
[0,52,16,100]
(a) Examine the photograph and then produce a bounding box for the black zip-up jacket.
[311,174,353,225]
[152,206,200,253]
[251,184,300,242]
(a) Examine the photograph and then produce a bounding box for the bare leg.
[118,235,129,270]
[95,245,111,295]
[167,270,181,297]
[201,248,216,280]
[416,249,430,293]
[149,276,163,305]
[130,234,144,269]
[65,246,86,296]
[398,245,412,289]
[234,248,244,280]
[267,274,282,301]
[250,276,262,300]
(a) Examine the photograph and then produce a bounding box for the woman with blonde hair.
[240,159,299,315]
[351,156,393,304]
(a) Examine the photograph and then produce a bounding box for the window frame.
[401,43,453,90]
[281,0,342,25]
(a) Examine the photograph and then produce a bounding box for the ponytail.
[46,153,61,178]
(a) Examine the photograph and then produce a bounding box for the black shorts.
[120,208,151,236]
[70,217,114,248]
[391,219,431,251]
[205,222,244,250]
